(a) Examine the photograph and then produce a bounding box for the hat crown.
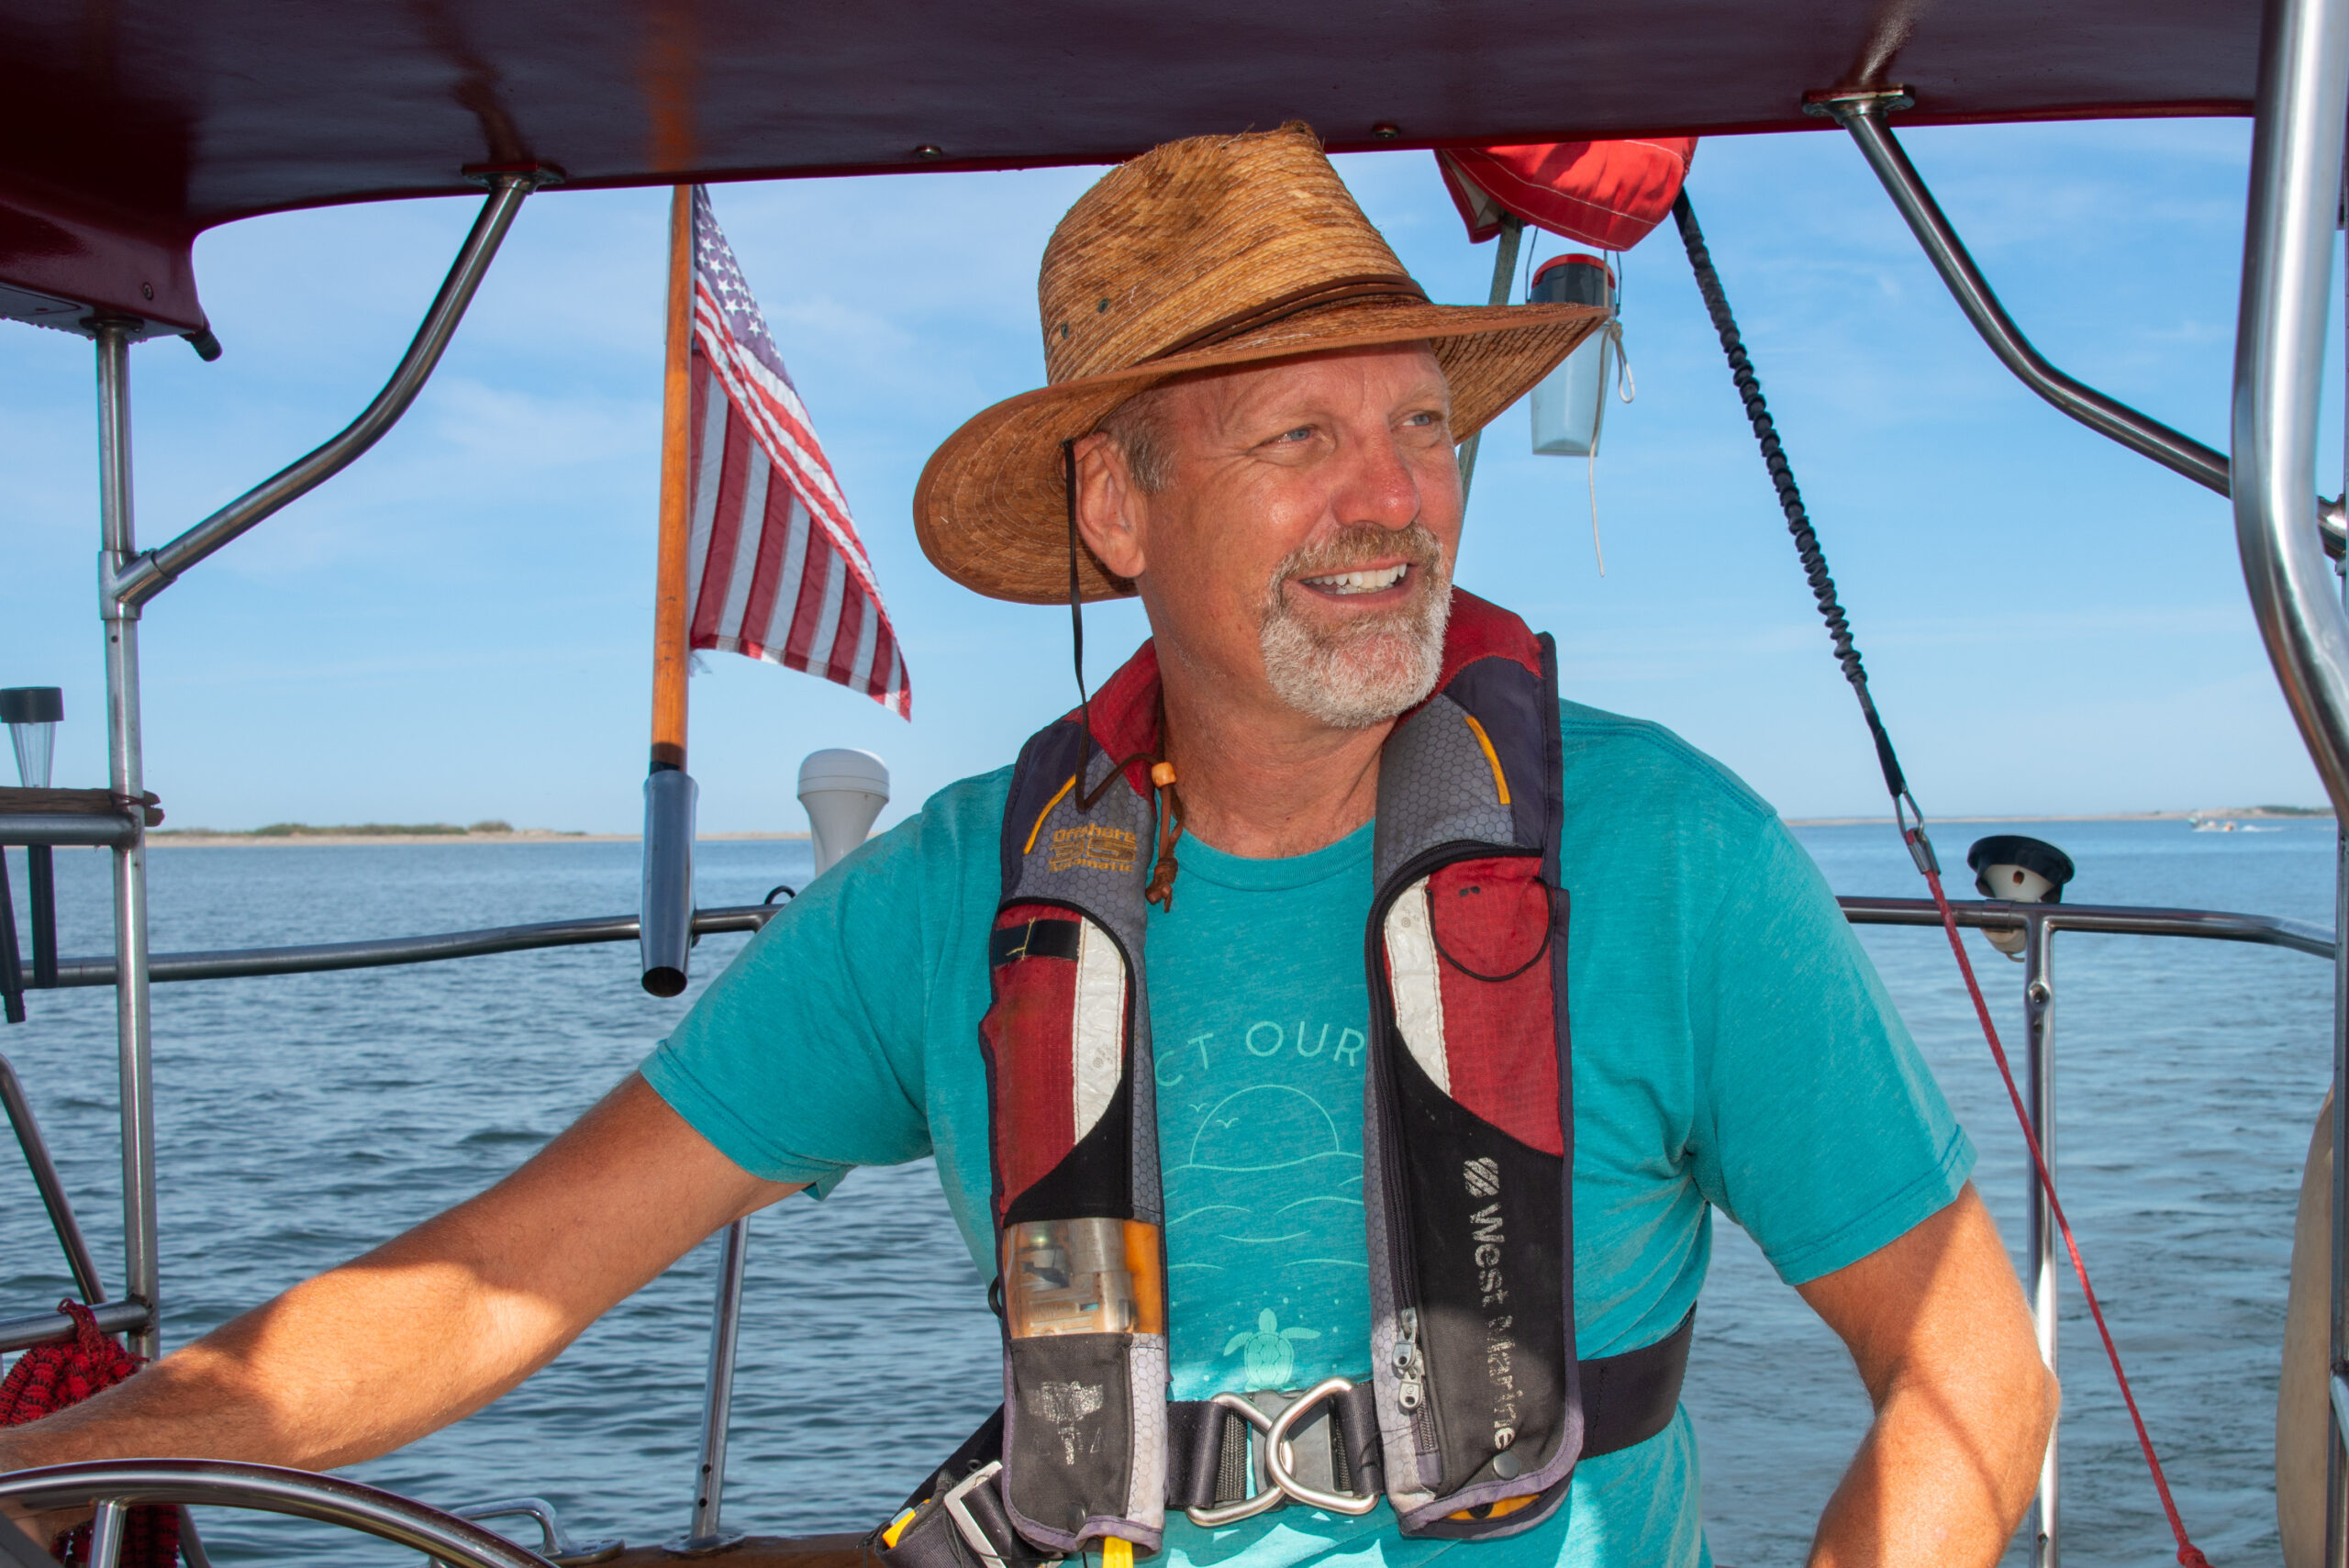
[1038,123,1419,384]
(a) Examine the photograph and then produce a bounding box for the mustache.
[1268,522,1445,596]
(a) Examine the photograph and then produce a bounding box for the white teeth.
[1300,564,1408,595]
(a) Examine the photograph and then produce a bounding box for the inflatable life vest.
[974,594,1686,1557]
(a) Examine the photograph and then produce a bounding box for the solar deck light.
[0,688,62,997]
[1529,255,1620,458]
[798,749,889,877]
[1966,834,2076,959]
[0,687,61,789]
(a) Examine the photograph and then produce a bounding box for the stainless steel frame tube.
[0,1300,150,1354]
[673,1217,749,1554]
[2236,0,2349,819]
[2023,917,2059,1566]
[1455,213,1525,504]
[2335,824,2348,1568]
[1819,93,2230,496]
[0,1052,106,1303]
[1835,895,2334,958]
[106,173,540,613]
[0,1459,552,1568]
[2230,0,2349,1556]
[95,320,159,1359]
[0,812,141,848]
[85,1499,127,1568]
[26,896,2329,992]
[46,905,774,988]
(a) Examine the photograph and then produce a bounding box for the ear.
[1072,430,1149,580]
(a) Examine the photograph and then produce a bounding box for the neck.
[1154,655,1390,860]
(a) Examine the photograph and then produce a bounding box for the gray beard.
[1258,536,1453,729]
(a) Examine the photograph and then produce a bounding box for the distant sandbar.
[1786,808,2333,828]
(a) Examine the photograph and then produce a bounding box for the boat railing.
[2,891,2323,994]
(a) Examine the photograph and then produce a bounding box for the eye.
[1272,425,1315,444]
[1401,409,1445,428]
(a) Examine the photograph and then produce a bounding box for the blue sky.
[0,117,2331,833]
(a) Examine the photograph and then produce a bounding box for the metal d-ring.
[1263,1379,1379,1517]
[1185,1380,1380,1527]
[1184,1395,1283,1528]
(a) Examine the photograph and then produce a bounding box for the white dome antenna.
[798,749,889,876]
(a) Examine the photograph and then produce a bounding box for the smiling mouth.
[1297,563,1410,595]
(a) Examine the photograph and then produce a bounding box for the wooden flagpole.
[651,184,694,772]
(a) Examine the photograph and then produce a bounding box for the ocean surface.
[0,819,2333,1567]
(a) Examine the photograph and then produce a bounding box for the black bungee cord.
[1668,191,1934,872]
[1668,188,2210,1565]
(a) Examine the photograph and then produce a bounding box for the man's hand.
[0,1073,796,1478]
[1799,1183,2057,1567]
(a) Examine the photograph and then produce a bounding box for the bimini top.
[0,0,2252,338]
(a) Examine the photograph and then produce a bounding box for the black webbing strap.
[1576,1306,1694,1458]
[1163,1383,1384,1509]
[988,917,1084,968]
[871,1312,1693,1568]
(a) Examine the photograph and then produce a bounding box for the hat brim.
[914,297,1609,605]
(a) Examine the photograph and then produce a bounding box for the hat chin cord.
[1063,439,1186,910]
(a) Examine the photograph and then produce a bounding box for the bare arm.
[1798,1183,2057,1568]
[0,1073,795,1474]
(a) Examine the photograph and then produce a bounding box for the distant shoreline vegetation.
[154,820,584,839]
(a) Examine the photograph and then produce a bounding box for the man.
[0,125,2053,1567]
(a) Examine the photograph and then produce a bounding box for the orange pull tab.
[1150,761,1176,788]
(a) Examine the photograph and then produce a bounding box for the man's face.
[1077,343,1462,731]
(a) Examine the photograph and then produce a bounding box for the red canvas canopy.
[1438,140,1699,250]
[0,0,2256,338]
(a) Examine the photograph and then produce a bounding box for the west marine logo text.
[1467,1178,1521,1453]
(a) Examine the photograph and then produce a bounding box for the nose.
[1334,426,1427,533]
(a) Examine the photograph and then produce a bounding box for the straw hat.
[914,123,1609,604]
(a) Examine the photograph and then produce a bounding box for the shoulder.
[1547,698,1815,941]
[876,764,1017,868]
[750,763,1014,958]
[1555,698,1777,837]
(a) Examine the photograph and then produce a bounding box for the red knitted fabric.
[0,1303,178,1568]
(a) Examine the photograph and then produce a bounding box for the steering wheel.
[0,1461,556,1568]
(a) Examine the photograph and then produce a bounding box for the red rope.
[1913,841,2210,1567]
[0,1301,180,1568]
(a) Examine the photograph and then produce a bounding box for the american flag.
[683,186,910,717]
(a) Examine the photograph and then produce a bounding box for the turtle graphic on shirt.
[1223,1309,1321,1390]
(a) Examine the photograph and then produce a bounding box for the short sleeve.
[640,810,941,1194]
[1685,817,1976,1284]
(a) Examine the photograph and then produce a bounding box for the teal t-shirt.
[643,700,1974,1568]
[1152,821,1376,1401]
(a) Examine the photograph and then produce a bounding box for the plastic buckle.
[941,1461,1011,1568]
[1184,1377,1379,1527]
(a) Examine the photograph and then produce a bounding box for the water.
[0,821,2332,1567]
